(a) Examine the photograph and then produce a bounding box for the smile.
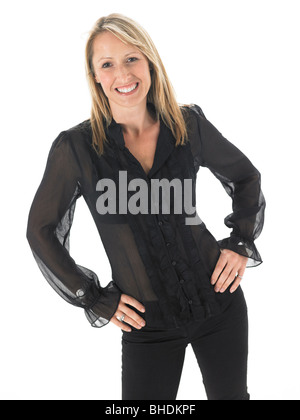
[115,83,139,94]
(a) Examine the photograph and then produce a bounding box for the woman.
[26,13,266,400]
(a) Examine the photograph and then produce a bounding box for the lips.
[115,83,139,94]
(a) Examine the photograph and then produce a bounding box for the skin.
[93,31,156,136]
[92,31,248,332]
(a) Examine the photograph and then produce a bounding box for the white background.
[0,0,299,401]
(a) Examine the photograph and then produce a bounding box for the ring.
[237,274,243,280]
[117,314,125,323]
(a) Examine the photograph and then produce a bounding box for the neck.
[110,101,157,137]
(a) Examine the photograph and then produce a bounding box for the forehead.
[93,31,140,60]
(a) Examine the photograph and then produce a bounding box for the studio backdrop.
[0,0,299,400]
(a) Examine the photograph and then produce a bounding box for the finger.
[115,312,139,330]
[121,294,146,313]
[211,252,228,285]
[110,316,132,332]
[214,250,242,292]
[219,267,239,293]
[238,264,247,279]
[113,311,144,332]
[123,314,145,330]
[230,265,247,293]
[119,303,146,328]
[229,276,243,294]
[214,266,235,292]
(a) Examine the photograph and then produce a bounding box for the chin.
[112,95,148,109]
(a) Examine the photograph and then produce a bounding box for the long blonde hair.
[85,13,188,155]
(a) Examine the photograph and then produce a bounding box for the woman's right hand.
[111,294,146,332]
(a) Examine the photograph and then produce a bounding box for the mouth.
[115,83,139,95]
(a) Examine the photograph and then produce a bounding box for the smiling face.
[92,31,152,113]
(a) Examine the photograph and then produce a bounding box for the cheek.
[136,63,152,87]
[97,72,114,92]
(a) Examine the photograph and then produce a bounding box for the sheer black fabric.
[189,105,265,266]
[26,103,266,329]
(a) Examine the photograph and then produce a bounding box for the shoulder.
[64,119,92,144]
[180,103,207,120]
[179,104,207,138]
[52,119,93,153]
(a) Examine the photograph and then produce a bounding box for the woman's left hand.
[211,249,248,294]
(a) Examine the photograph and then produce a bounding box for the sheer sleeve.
[191,104,266,267]
[26,131,122,327]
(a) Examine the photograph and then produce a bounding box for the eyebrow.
[97,51,141,64]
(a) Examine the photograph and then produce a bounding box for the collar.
[106,106,176,178]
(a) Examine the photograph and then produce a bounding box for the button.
[188,300,193,305]
[158,221,163,226]
[172,261,177,266]
[76,289,85,298]
[166,242,171,247]
[179,279,185,284]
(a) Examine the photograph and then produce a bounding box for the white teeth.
[116,83,138,93]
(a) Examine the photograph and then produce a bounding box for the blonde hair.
[85,13,188,155]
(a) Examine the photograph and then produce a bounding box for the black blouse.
[26,104,266,330]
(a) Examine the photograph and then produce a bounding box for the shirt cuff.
[218,234,263,268]
[84,281,122,328]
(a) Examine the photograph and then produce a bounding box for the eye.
[102,62,112,69]
[127,57,138,63]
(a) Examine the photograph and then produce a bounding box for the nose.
[114,64,131,84]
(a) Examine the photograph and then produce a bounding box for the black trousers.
[122,288,249,401]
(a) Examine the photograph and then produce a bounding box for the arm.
[26,131,122,327]
[191,104,266,291]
